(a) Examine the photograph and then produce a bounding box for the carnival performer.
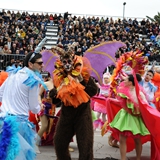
[0,51,47,160]
[48,44,98,160]
[37,71,55,147]
[109,74,150,160]
[139,69,157,108]
[93,70,111,130]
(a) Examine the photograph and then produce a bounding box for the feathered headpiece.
[109,50,149,97]
[29,37,47,62]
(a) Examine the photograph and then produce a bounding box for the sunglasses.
[35,61,43,65]
[62,59,72,65]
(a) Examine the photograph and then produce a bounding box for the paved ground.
[36,130,150,160]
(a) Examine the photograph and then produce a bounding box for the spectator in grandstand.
[2,44,10,54]
[49,14,54,26]
[156,33,160,47]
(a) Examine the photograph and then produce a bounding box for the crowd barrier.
[0,54,158,71]
[0,54,25,70]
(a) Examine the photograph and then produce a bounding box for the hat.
[103,72,111,78]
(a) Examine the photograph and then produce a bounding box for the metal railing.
[0,53,158,71]
[0,54,25,70]
[0,8,145,21]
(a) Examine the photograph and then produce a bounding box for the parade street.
[37,130,150,160]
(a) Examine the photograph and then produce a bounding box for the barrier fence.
[0,54,157,71]
[0,54,25,70]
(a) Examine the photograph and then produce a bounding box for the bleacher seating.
[0,9,160,70]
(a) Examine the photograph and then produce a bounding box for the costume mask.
[51,44,76,73]
[62,58,73,72]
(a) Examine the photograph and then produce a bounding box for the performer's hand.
[40,103,45,110]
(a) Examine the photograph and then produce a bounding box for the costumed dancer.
[110,74,150,160]
[48,44,98,160]
[93,68,111,130]
[0,51,47,160]
[103,50,160,159]
[37,71,56,147]
[104,50,149,149]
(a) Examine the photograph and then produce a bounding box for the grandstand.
[0,8,160,70]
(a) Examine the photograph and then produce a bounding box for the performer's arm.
[28,86,41,114]
[139,91,148,104]
[38,85,45,104]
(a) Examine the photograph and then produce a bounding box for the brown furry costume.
[50,77,98,160]
[49,45,98,160]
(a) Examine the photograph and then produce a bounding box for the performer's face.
[124,77,132,86]
[104,77,110,84]
[62,58,73,72]
[145,71,153,82]
[30,58,44,72]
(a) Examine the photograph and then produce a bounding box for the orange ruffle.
[53,56,91,108]
[57,77,90,108]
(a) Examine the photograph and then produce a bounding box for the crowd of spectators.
[0,9,48,69]
[0,9,160,70]
[57,15,160,63]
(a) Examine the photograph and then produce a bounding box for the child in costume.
[49,44,98,160]
[93,70,111,129]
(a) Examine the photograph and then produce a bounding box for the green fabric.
[118,93,128,99]
[118,92,140,115]
[91,110,97,122]
[110,109,150,136]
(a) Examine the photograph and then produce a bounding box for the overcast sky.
[0,0,159,20]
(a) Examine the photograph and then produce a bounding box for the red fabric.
[106,98,151,152]
[91,96,107,111]
[134,72,160,160]
[29,111,39,132]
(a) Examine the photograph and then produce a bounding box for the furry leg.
[75,105,94,160]
[54,109,74,160]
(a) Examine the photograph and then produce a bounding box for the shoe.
[108,135,114,146]
[112,140,119,148]
[36,134,41,146]
[35,145,41,154]
[68,147,74,152]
